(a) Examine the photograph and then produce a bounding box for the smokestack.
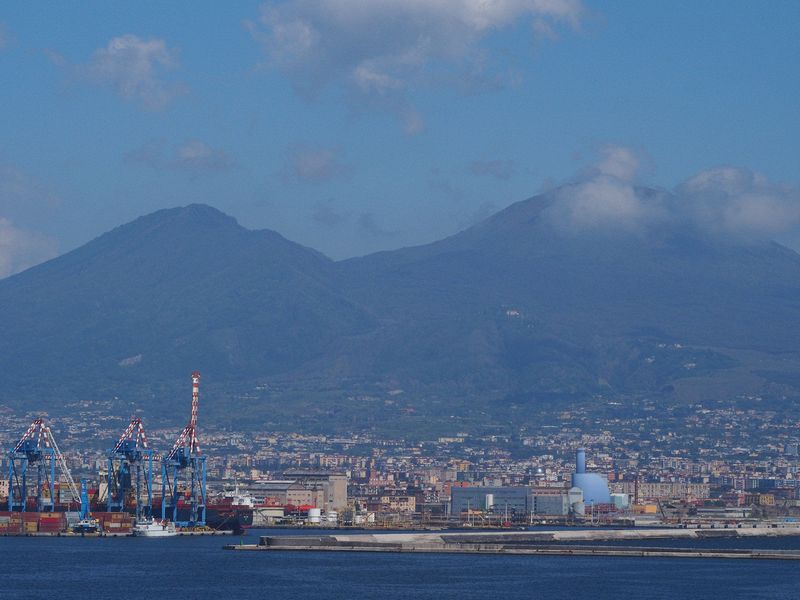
[576,448,586,474]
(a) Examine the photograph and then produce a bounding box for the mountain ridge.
[2,193,800,432]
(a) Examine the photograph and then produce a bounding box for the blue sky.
[1,1,798,275]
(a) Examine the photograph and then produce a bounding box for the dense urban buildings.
[1,394,799,526]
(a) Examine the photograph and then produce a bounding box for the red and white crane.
[161,371,207,526]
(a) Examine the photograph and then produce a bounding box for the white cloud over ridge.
[548,145,800,241]
[83,35,184,111]
[678,167,800,237]
[248,0,584,131]
[591,144,640,181]
[549,145,659,232]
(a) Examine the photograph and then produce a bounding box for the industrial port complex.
[1,372,224,536]
[2,372,800,542]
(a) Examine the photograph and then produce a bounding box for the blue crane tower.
[80,478,92,521]
[161,371,207,527]
[107,417,154,520]
[7,418,80,512]
[7,419,55,512]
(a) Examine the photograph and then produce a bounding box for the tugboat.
[133,517,177,537]
[71,517,100,534]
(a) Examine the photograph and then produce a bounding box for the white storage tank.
[308,508,322,524]
[325,510,338,524]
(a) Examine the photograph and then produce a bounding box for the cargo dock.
[225,527,800,560]
[0,509,234,536]
[0,528,234,537]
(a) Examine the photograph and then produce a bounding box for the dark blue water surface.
[4,529,800,599]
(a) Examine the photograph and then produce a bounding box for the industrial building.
[451,486,530,515]
[450,486,576,517]
[612,481,709,501]
[251,470,347,511]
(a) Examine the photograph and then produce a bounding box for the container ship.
[100,494,254,532]
[152,497,254,532]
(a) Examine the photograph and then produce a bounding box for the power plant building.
[571,448,611,505]
[450,449,609,516]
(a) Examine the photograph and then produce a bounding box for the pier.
[225,527,800,560]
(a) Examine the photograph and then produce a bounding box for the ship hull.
[170,506,253,532]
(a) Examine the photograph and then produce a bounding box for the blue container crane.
[162,371,207,527]
[7,419,55,512]
[7,418,80,512]
[107,417,154,520]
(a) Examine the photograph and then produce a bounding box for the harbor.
[2,372,252,537]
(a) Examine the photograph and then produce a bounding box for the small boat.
[133,518,177,537]
[72,518,100,534]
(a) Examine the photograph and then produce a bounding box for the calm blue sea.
[4,529,800,599]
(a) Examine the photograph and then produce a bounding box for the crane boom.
[167,371,201,459]
[45,425,80,504]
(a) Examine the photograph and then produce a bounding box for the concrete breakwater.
[225,527,800,560]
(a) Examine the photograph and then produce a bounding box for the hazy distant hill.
[2,194,800,430]
[0,204,372,407]
[336,190,800,409]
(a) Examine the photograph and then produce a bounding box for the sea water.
[4,529,800,599]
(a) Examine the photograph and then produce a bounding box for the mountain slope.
[335,190,800,403]
[0,204,372,403]
[2,195,800,427]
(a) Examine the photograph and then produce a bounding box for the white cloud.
[283,145,351,184]
[678,167,800,237]
[83,35,184,110]
[546,145,800,242]
[592,144,640,181]
[127,139,233,173]
[174,140,232,171]
[248,0,584,131]
[0,218,58,279]
[548,145,662,232]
